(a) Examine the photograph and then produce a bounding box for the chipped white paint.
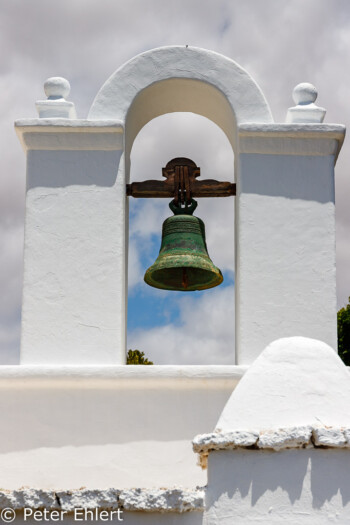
[193,430,258,453]
[0,489,58,511]
[286,83,326,123]
[312,427,347,448]
[57,489,119,512]
[257,426,312,450]
[193,425,350,457]
[344,428,350,446]
[193,429,259,469]
[0,488,204,513]
[119,488,205,513]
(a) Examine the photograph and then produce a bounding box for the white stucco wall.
[16,121,127,365]
[0,365,245,489]
[235,125,344,364]
[206,448,350,524]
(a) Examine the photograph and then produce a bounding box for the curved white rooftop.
[217,337,350,431]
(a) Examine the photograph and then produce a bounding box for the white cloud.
[128,285,235,365]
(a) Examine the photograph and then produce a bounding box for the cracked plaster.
[193,425,350,464]
[0,488,205,513]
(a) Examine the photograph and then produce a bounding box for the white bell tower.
[15,47,344,366]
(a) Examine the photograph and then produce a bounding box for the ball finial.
[44,77,71,100]
[36,76,76,118]
[286,82,325,123]
[292,83,317,105]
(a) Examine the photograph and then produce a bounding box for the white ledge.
[238,122,345,161]
[15,119,124,151]
[193,425,350,465]
[238,122,346,136]
[15,119,124,129]
[0,488,205,513]
[0,365,247,390]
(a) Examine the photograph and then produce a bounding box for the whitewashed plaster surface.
[0,365,244,489]
[35,77,76,119]
[235,125,344,363]
[286,83,326,124]
[202,337,350,524]
[217,337,350,431]
[15,121,127,364]
[206,448,350,525]
[88,45,273,148]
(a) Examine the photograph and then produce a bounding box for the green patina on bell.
[144,199,223,291]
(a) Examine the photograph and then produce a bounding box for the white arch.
[88,46,273,151]
[88,46,274,365]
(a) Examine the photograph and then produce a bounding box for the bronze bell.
[144,199,223,291]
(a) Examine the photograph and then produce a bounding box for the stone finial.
[286,82,326,123]
[44,77,71,100]
[36,77,76,118]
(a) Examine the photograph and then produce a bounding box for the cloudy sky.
[1,0,349,365]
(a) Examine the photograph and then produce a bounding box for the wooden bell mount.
[126,157,236,200]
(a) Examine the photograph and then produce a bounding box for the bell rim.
[144,255,223,291]
[144,272,223,291]
[145,252,222,272]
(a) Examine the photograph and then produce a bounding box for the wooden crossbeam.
[126,157,236,199]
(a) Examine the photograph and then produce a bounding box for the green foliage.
[126,349,153,365]
[338,297,350,366]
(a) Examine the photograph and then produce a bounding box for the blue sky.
[0,0,350,364]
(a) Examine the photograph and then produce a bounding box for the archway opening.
[127,112,235,365]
